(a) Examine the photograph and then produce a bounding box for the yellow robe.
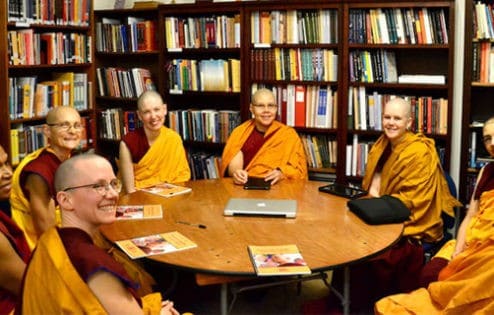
[21,227,162,314]
[133,126,190,189]
[435,189,494,260]
[375,235,494,314]
[10,148,61,250]
[362,132,461,242]
[220,120,308,179]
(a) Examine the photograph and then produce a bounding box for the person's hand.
[264,168,284,185]
[232,169,248,185]
[451,244,465,259]
[160,300,179,315]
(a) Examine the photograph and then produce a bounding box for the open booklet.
[116,204,163,220]
[116,231,197,259]
[248,244,311,276]
[139,183,192,198]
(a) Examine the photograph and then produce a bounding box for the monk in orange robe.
[119,91,190,193]
[220,88,307,185]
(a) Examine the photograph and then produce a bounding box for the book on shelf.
[116,231,197,259]
[397,74,445,84]
[248,244,311,276]
[140,183,192,198]
[116,204,163,220]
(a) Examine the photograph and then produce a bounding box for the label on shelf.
[169,89,183,95]
[168,48,183,53]
[253,43,271,49]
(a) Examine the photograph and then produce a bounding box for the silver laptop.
[224,198,297,218]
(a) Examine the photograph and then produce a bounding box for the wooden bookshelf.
[0,0,95,165]
[459,0,494,203]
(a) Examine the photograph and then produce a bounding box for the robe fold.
[122,126,190,188]
[362,132,461,243]
[220,120,307,179]
[19,227,163,314]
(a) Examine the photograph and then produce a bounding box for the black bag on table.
[347,195,411,225]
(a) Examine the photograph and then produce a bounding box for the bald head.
[251,88,275,105]
[54,153,112,193]
[484,116,494,130]
[384,97,411,119]
[137,90,164,111]
[46,106,81,125]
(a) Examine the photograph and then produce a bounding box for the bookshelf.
[159,3,243,179]
[93,7,162,162]
[0,0,94,165]
[459,0,494,203]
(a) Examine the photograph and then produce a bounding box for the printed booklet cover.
[116,204,163,220]
[140,183,192,198]
[248,244,311,276]
[116,231,197,259]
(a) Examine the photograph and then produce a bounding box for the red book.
[294,85,306,127]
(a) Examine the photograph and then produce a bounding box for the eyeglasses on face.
[63,178,122,195]
[47,122,84,131]
[252,103,278,110]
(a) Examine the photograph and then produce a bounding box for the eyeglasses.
[252,103,278,111]
[63,178,122,195]
[47,122,84,131]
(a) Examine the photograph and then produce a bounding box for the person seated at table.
[0,144,31,315]
[375,233,494,314]
[419,116,494,287]
[119,90,190,194]
[332,97,461,312]
[18,153,179,315]
[10,106,83,250]
[220,88,307,185]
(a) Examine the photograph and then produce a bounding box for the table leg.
[343,266,350,315]
[221,283,228,315]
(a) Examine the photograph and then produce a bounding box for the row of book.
[348,87,449,135]
[165,15,241,49]
[250,48,338,82]
[345,134,373,177]
[300,134,337,170]
[468,130,492,169]
[9,117,92,165]
[96,17,157,53]
[472,41,494,83]
[187,152,222,180]
[9,72,90,120]
[8,30,91,65]
[95,67,156,98]
[8,0,90,26]
[349,7,449,45]
[98,109,143,141]
[349,49,397,83]
[168,109,241,144]
[168,58,240,93]
[250,10,338,45]
[474,2,494,40]
[254,84,338,129]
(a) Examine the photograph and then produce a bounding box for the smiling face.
[137,92,167,133]
[250,89,278,133]
[57,156,119,233]
[382,98,412,146]
[483,118,494,157]
[0,145,13,200]
[44,107,82,152]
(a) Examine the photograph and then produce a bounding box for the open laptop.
[223,198,297,218]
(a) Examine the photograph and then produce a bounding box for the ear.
[56,191,75,211]
[406,116,412,130]
[163,103,168,115]
[249,104,255,118]
[137,110,143,121]
[43,124,51,138]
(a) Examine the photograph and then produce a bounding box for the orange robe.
[127,126,190,189]
[19,227,162,314]
[220,120,307,179]
[375,234,494,314]
[362,132,461,242]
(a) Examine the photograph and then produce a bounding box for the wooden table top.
[100,178,403,276]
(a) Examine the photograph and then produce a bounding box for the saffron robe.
[19,227,162,314]
[220,120,307,179]
[0,211,30,315]
[122,126,190,188]
[10,148,62,249]
[375,235,494,314]
[362,132,460,243]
